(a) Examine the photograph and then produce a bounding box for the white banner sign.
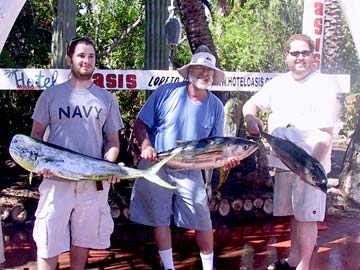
[0,68,350,93]
[302,0,325,70]
[0,0,27,53]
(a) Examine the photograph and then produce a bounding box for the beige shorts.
[273,171,326,222]
[33,179,114,258]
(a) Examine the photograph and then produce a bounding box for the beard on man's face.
[71,65,94,80]
[189,74,213,90]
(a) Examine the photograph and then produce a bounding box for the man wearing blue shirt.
[130,47,238,270]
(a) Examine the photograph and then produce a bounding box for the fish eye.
[243,145,249,150]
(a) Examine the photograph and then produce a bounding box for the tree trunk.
[321,0,346,135]
[51,0,76,68]
[175,0,229,103]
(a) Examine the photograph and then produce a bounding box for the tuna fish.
[260,130,328,193]
[9,134,179,189]
[157,136,258,170]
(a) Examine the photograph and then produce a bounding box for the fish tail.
[29,172,33,185]
[142,174,176,189]
[142,148,183,189]
[147,148,183,175]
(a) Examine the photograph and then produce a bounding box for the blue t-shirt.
[138,82,224,152]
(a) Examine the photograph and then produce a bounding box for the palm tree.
[322,0,344,73]
[322,0,345,134]
[176,0,229,102]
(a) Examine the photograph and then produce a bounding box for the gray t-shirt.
[32,81,124,159]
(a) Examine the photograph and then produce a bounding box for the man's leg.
[196,230,214,270]
[296,220,317,270]
[37,256,58,270]
[287,216,299,266]
[70,245,89,270]
[154,226,175,270]
[0,221,5,268]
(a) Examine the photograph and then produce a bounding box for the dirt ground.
[2,136,360,270]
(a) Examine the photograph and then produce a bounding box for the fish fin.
[203,169,213,187]
[29,172,33,185]
[215,167,230,191]
[203,169,213,202]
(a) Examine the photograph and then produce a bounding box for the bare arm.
[103,131,120,162]
[312,127,333,162]
[102,131,120,184]
[242,100,264,134]
[30,121,47,140]
[132,118,158,162]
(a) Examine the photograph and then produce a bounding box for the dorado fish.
[223,98,243,138]
[218,98,244,191]
[157,136,258,170]
[260,130,328,193]
[9,134,179,189]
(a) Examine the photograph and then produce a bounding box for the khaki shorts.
[273,171,326,222]
[33,179,114,258]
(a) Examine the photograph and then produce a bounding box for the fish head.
[9,134,39,172]
[310,162,328,193]
[225,137,258,160]
[299,160,328,193]
[315,178,328,193]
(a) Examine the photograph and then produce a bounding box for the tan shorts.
[273,171,326,222]
[33,179,114,258]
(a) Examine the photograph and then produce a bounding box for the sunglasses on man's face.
[288,50,312,57]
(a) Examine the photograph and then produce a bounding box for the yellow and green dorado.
[9,134,179,189]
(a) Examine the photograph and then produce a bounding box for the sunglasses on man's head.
[67,36,95,55]
[288,50,312,57]
[69,36,94,46]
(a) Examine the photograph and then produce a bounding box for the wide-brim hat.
[177,52,225,85]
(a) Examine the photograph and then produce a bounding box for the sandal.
[267,258,296,270]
